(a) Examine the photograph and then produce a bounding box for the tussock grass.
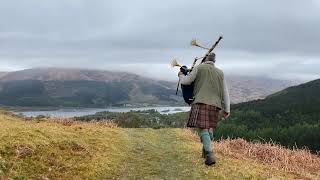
[0,110,319,179]
[51,117,118,128]
[215,138,320,174]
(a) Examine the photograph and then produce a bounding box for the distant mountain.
[0,68,180,107]
[226,75,298,103]
[0,72,8,79]
[0,68,297,107]
[0,68,157,82]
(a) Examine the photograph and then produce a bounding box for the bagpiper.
[178,52,230,166]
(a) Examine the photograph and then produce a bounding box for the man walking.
[178,52,230,166]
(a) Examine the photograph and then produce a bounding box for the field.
[0,111,319,179]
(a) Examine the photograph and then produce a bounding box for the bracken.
[215,138,320,173]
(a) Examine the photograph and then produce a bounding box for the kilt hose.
[187,103,221,129]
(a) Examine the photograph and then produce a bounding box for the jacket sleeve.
[178,66,198,85]
[222,78,230,113]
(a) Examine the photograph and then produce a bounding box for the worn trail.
[115,129,284,179]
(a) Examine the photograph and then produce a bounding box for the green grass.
[0,111,317,179]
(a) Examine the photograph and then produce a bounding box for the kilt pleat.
[187,103,221,129]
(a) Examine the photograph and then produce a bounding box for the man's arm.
[178,66,198,85]
[222,77,231,119]
[223,78,230,113]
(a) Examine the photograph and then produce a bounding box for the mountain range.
[0,68,298,107]
[225,75,297,103]
[0,72,8,78]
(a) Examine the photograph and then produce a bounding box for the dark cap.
[205,52,216,62]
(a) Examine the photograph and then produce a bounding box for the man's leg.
[209,128,214,141]
[200,129,216,165]
[200,129,213,152]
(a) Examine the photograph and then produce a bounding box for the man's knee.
[199,128,209,134]
[199,128,214,141]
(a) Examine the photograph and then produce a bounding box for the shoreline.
[1,104,186,112]
[8,106,191,118]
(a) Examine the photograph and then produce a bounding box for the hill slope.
[233,78,320,122]
[0,111,319,179]
[216,79,320,152]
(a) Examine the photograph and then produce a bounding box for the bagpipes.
[171,36,223,105]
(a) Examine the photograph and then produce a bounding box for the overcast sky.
[0,0,319,81]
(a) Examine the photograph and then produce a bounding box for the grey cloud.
[0,0,319,80]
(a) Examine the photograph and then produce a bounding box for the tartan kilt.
[187,103,221,129]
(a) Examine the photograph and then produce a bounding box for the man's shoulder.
[197,63,224,75]
[197,63,215,69]
[214,67,224,75]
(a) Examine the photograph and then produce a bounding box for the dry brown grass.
[0,109,21,119]
[14,145,35,159]
[50,118,118,128]
[94,120,118,128]
[215,138,320,174]
[50,118,76,126]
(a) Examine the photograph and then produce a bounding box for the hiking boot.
[205,151,216,166]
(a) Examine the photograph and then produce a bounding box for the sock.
[200,131,213,152]
[209,131,214,141]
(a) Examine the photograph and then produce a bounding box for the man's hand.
[223,111,230,120]
[180,66,189,76]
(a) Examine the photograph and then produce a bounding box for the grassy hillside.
[233,78,320,117]
[0,111,319,179]
[217,79,320,152]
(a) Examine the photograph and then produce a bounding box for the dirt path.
[116,129,290,180]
